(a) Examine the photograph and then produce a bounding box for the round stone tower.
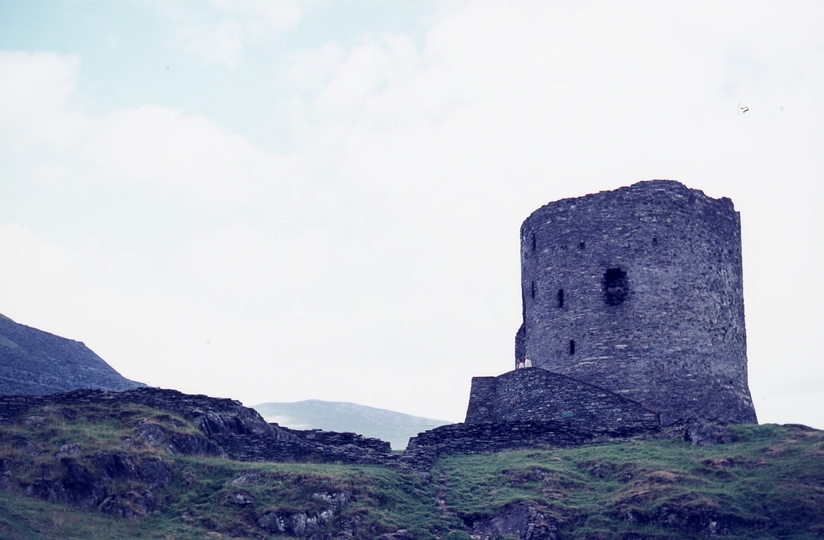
[515,180,757,425]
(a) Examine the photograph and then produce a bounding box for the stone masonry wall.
[403,417,662,471]
[465,367,661,432]
[516,180,757,425]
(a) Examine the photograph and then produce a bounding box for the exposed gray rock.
[17,450,172,518]
[94,452,140,482]
[377,530,415,539]
[139,458,172,490]
[257,491,348,536]
[683,423,733,447]
[133,419,225,457]
[98,490,156,520]
[13,437,40,456]
[135,421,166,446]
[165,432,226,457]
[228,490,255,505]
[463,503,559,540]
[230,472,262,485]
[55,443,82,459]
[617,498,772,537]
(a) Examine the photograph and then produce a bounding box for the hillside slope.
[0,313,143,396]
[1,390,823,539]
[254,399,450,449]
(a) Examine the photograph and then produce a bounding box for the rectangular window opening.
[569,339,575,355]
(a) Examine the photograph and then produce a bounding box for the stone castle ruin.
[466,180,758,428]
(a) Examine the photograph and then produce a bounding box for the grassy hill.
[1,395,823,539]
[253,399,450,450]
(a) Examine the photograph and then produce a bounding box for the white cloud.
[2,51,307,209]
[88,105,304,207]
[0,224,77,306]
[0,51,88,148]
[176,19,246,66]
[172,224,334,301]
[286,41,346,92]
[158,0,301,65]
[212,0,301,33]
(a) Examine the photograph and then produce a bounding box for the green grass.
[0,403,193,491]
[0,457,451,539]
[433,423,824,539]
[153,457,452,538]
[2,401,823,539]
[0,400,453,538]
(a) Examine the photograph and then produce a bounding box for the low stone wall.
[402,418,661,471]
[284,428,391,454]
[465,368,661,432]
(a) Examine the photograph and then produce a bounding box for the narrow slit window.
[531,234,536,252]
[531,281,536,299]
[569,339,575,355]
[557,288,564,308]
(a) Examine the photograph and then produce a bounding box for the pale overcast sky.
[1,1,822,426]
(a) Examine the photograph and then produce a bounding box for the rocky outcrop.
[462,503,559,540]
[615,498,772,537]
[18,452,172,519]
[0,313,144,396]
[257,491,349,536]
[0,387,395,467]
[682,422,733,447]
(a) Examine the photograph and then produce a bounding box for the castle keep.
[466,180,758,427]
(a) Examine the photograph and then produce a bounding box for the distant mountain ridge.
[253,399,450,449]
[0,313,144,396]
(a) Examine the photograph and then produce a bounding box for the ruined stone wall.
[516,180,757,425]
[465,368,661,432]
[0,388,393,465]
[404,417,662,470]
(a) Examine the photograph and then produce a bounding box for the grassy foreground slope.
[435,423,824,539]
[1,398,823,539]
